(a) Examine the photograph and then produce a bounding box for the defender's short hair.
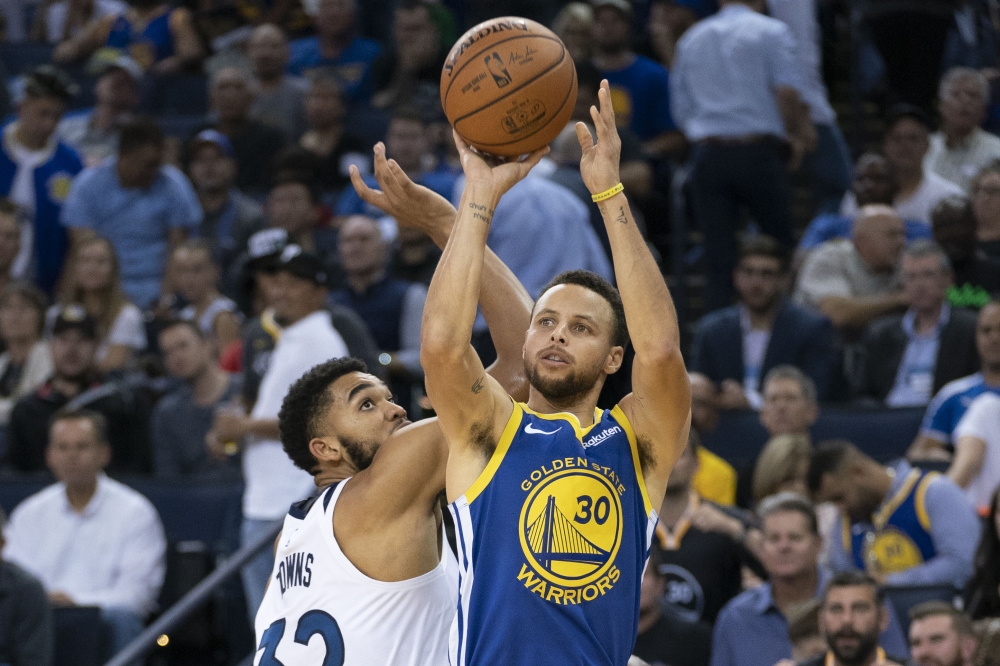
[822,570,884,607]
[758,491,819,536]
[537,270,628,349]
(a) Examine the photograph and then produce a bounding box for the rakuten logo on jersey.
[583,425,622,449]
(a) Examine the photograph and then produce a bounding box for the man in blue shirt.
[0,66,83,294]
[62,118,201,307]
[287,0,381,105]
[670,0,815,311]
[909,300,1000,457]
[711,493,907,666]
[809,441,980,588]
[591,0,683,157]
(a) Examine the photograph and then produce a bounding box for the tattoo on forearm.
[615,206,628,225]
[471,376,485,394]
[468,202,494,223]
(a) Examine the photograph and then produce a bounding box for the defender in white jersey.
[251,143,533,665]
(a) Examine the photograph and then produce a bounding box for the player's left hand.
[577,79,622,195]
[453,129,548,197]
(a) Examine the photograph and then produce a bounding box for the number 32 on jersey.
[257,610,344,666]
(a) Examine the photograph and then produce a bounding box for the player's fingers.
[575,121,595,151]
[452,129,472,156]
[350,165,383,206]
[519,146,550,173]
[372,141,389,175]
[599,80,616,126]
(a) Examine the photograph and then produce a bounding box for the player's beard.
[340,436,379,472]
[524,355,605,404]
[827,627,880,666]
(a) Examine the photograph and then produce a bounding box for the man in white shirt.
[210,245,348,620]
[949,392,1000,511]
[924,68,1000,193]
[841,106,963,226]
[2,408,166,657]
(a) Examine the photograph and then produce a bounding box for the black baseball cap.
[246,228,288,272]
[52,305,98,339]
[275,245,329,287]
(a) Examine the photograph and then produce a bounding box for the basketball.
[440,17,578,158]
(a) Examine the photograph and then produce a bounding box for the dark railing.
[104,521,282,666]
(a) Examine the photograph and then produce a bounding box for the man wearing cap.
[56,56,142,167]
[0,65,83,294]
[186,129,265,276]
[209,244,348,618]
[3,306,152,474]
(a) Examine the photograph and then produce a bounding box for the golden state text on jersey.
[449,402,658,666]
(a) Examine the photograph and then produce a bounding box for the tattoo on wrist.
[615,206,628,225]
[468,202,494,223]
[471,376,485,394]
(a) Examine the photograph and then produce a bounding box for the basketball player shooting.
[421,80,692,665]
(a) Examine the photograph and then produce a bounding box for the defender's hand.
[577,80,622,195]
[350,142,456,238]
[453,130,548,198]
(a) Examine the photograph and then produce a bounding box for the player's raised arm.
[577,80,691,505]
[420,134,547,480]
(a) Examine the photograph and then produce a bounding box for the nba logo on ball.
[440,16,578,157]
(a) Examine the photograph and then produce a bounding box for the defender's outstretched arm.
[578,81,691,506]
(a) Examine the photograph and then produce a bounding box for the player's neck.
[526,385,601,427]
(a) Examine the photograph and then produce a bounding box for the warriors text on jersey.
[449,402,658,665]
[253,480,456,666]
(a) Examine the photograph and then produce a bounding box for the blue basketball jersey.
[847,468,938,575]
[448,402,657,666]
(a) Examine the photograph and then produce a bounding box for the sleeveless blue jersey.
[106,10,175,69]
[449,402,657,666]
[847,468,938,575]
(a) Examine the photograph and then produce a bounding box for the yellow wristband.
[591,183,624,202]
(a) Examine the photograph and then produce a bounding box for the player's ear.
[309,437,345,464]
[604,345,624,375]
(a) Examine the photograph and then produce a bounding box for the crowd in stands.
[2,0,1000,664]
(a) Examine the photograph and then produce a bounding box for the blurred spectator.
[3,409,165,656]
[910,301,1000,457]
[286,0,382,105]
[0,282,53,427]
[62,117,201,308]
[689,372,720,434]
[208,246,347,619]
[711,493,907,666]
[591,0,682,157]
[5,306,151,473]
[152,319,241,480]
[248,24,308,142]
[670,0,814,311]
[264,173,339,278]
[692,235,835,408]
[973,162,1000,264]
[370,0,445,111]
[185,129,265,276]
[759,366,819,439]
[795,205,907,333]
[767,0,852,214]
[784,599,825,662]
[859,241,980,407]
[0,66,82,294]
[633,543,713,666]
[330,215,424,411]
[57,56,141,167]
[53,0,203,73]
[0,202,22,300]
[0,507,53,666]
[645,0,698,70]
[552,2,593,65]
[298,78,369,195]
[654,433,756,624]
[841,106,963,226]
[798,153,932,256]
[173,240,240,348]
[930,195,999,308]
[799,573,902,666]
[391,225,439,286]
[205,67,288,195]
[32,0,125,44]
[964,487,1000,619]
[950,393,1000,510]
[925,68,1000,192]
[337,108,455,218]
[51,236,146,373]
[908,601,978,666]
[237,229,286,405]
[809,440,980,587]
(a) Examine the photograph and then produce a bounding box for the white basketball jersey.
[253,480,457,666]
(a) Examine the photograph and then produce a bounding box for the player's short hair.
[537,270,629,349]
[822,570,884,607]
[757,491,819,536]
[279,357,368,473]
[909,601,974,636]
[50,407,109,445]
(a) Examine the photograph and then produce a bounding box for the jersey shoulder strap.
[287,482,341,520]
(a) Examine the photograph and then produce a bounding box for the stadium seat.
[53,606,103,666]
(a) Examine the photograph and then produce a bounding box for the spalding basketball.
[440,17,578,157]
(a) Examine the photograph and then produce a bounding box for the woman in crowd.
[52,235,146,372]
[173,240,240,349]
[965,487,1000,619]
[0,282,52,426]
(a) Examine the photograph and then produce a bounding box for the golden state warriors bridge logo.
[517,461,624,605]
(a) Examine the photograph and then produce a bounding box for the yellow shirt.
[692,447,737,506]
